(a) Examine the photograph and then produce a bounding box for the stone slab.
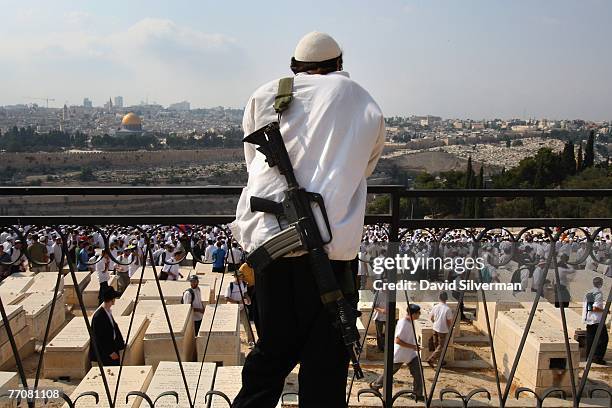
[0,277,34,293]
[0,325,33,369]
[197,304,239,360]
[44,317,91,379]
[210,366,243,408]
[131,300,164,319]
[0,290,27,306]
[494,309,580,391]
[0,306,26,347]
[24,272,65,294]
[0,371,19,408]
[116,315,149,366]
[129,267,159,284]
[195,263,213,275]
[193,274,217,303]
[62,365,154,408]
[63,272,92,305]
[139,281,210,305]
[17,291,66,342]
[144,305,195,367]
[144,361,216,407]
[82,276,118,308]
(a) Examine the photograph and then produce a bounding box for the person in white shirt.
[183,275,205,336]
[426,292,454,367]
[583,277,608,365]
[114,249,131,293]
[126,246,141,279]
[531,258,548,293]
[370,304,424,402]
[96,249,112,305]
[231,31,384,408]
[372,287,388,352]
[161,251,181,281]
[204,240,215,263]
[226,242,244,272]
[225,272,254,343]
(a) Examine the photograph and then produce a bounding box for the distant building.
[83,98,93,108]
[114,96,124,108]
[169,101,190,111]
[115,112,144,136]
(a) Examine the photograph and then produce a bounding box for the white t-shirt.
[96,256,111,283]
[183,287,204,322]
[225,281,248,310]
[430,303,453,334]
[393,318,418,364]
[583,288,604,325]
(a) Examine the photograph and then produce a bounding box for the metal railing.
[0,186,611,407]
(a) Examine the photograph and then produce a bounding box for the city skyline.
[1,0,611,120]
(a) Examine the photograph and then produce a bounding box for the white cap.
[294,31,342,62]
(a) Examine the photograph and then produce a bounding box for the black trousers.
[375,320,386,352]
[586,323,609,361]
[233,255,352,408]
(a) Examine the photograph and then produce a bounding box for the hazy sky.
[1,0,611,120]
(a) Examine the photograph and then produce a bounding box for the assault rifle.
[244,121,364,379]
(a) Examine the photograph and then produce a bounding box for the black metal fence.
[0,186,611,407]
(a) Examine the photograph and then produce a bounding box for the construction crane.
[26,97,56,108]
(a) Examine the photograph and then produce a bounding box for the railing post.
[383,188,401,405]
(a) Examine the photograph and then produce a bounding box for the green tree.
[462,157,475,218]
[583,130,595,169]
[474,166,485,218]
[576,144,583,171]
[560,141,576,176]
[78,167,96,182]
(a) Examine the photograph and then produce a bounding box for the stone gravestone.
[194,263,213,275]
[24,272,65,295]
[83,276,117,308]
[115,315,149,366]
[63,272,92,305]
[0,306,26,347]
[0,276,35,293]
[193,274,217,303]
[0,290,27,306]
[139,281,210,305]
[144,361,216,408]
[17,291,66,342]
[62,365,154,408]
[144,304,195,367]
[197,304,240,365]
[129,267,158,284]
[210,365,243,408]
[130,300,163,319]
[0,306,31,369]
[494,309,580,395]
[44,317,91,379]
[0,371,19,408]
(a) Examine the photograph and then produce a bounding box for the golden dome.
[121,112,142,126]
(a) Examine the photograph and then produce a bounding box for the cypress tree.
[583,130,595,168]
[576,144,583,171]
[462,157,474,217]
[474,166,485,218]
[561,141,576,176]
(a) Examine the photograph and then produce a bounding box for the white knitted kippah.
[294,31,342,62]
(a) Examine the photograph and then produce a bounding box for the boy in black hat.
[89,288,125,366]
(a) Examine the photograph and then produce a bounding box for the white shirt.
[230,71,385,260]
[96,256,111,283]
[204,245,215,263]
[225,281,248,310]
[183,287,204,322]
[228,247,243,264]
[583,287,604,325]
[393,317,418,364]
[162,257,180,280]
[430,303,453,334]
